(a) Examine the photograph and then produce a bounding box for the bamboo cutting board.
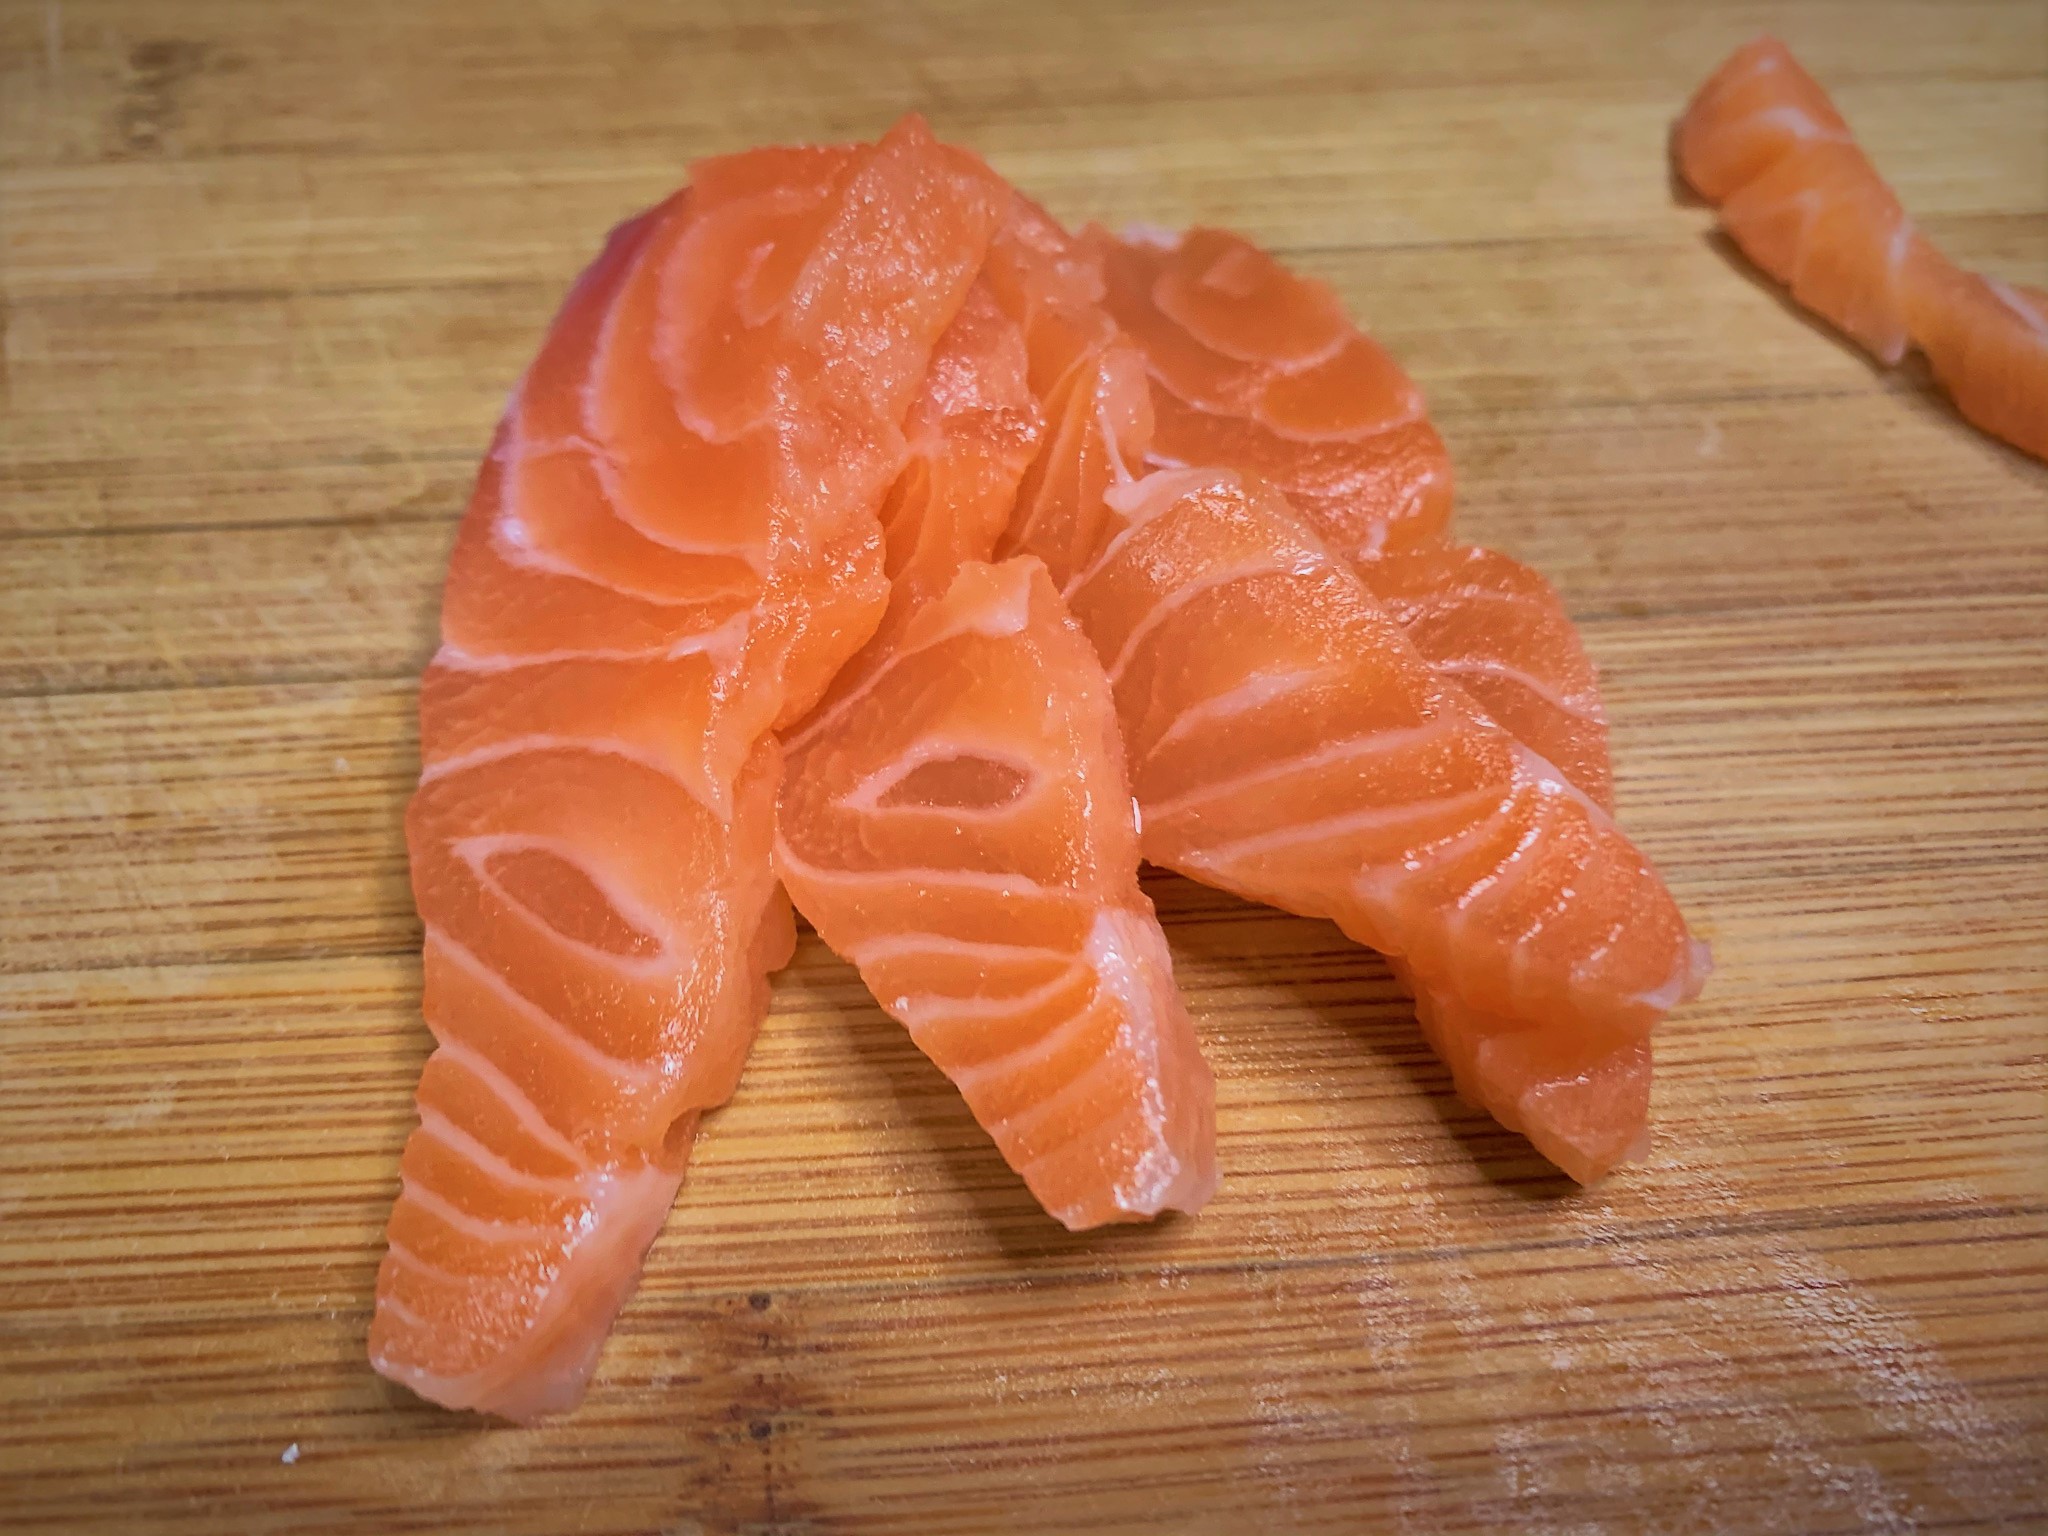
[2,1,2045,1530]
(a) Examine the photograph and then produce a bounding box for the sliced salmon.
[1674,37,1914,363]
[1095,226,1454,559]
[1403,963,1654,1186]
[1040,466,1706,1180]
[983,203,1684,1177]
[777,263,1215,1227]
[1676,36,2046,460]
[778,558,1217,1228]
[373,117,1010,1418]
[375,743,791,1421]
[1069,470,1705,1031]
[1089,223,1613,801]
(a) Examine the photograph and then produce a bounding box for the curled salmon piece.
[990,204,1687,1180]
[1096,226,1455,559]
[779,558,1218,1229]
[779,263,1217,1229]
[1064,468,1708,1183]
[1091,225,1613,805]
[373,116,1010,1420]
[1676,35,2046,460]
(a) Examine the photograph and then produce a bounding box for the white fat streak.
[996,1048,1126,1163]
[1140,723,1449,824]
[381,1240,487,1290]
[1101,556,1299,683]
[1985,275,2048,341]
[396,1175,560,1244]
[373,1290,435,1334]
[774,842,1059,900]
[488,496,767,592]
[785,572,1028,750]
[425,925,659,1087]
[432,611,751,674]
[892,961,1087,1031]
[419,734,638,781]
[846,933,1070,969]
[418,733,722,823]
[1384,589,1605,720]
[1100,463,1237,521]
[964,573,1032,637]
[1193,782,1505,869]
[1138,665,1338,765]
[904,974,1109,1099]
[838,737,1042,817]
[1508,740,1601,816]
[416,1104,594,1200]
[1096,396,1136,490]
[1346,792,1513,919]
[1084,467,1327,598]
[453,830,682,971]
[492,421,770,578]
[1745,101,1854,148]
[429,1036,592,1169]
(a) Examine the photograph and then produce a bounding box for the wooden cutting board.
[3,1,2044,1530]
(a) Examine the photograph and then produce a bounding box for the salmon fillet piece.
[1094,225,1614,805]
[777,270,1217,1228]
[1067,468,1709,1182]
[1098,226,1455,558]
[373,117,1009,1419]
[1905,259,2048,464]
[985,208,1703,1179]
[779,558,1218,1228]
[1676,36,2046,460]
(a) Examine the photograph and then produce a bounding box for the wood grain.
[2,1,2044,1531]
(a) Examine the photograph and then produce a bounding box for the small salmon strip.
[1676,36,2046,460]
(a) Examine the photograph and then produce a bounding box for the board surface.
[2,1,2045,1530]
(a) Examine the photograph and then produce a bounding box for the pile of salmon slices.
[368,43,2036,1420]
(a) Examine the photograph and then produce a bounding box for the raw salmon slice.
[777,272,1216,1227]
[1674,37,1915,363]
[1090,223,1614,802]
[986,203,1678,1177]
[778,558,1217,1227]
[1676,36,2046,460]
[375,745,791,1420]
[373,117,1009,1419]
[1054,467,1708,1180]
[1096,226,1455,559]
